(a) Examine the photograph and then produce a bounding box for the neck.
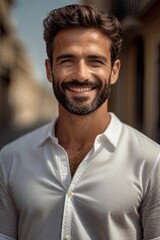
[55,103,110,150]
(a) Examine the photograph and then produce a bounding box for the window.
[156,42,160,142]
[135,36,144,131]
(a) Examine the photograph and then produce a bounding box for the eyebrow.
[87,55,108,63]
[56,54,75,62]
[56,54,108,63]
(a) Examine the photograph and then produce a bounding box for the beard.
[52,77,111,116]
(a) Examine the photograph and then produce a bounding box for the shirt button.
[61,155,66,160]
[67,191,74,198]
[63,235,71,240]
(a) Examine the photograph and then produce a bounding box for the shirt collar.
[37,113,123,149]
[36,117,58,147]
[101,112,123,148]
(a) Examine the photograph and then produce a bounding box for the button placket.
[60,144,94,240]
[57,147,71,185]
[67,191,74,198]
[61,189,73,240]
[63,235,71,240]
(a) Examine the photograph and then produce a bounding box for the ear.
[45,59,53,83]
[110,59,121,85]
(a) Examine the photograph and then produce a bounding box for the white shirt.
[0,113,160,240]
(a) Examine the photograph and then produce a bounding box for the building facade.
[0,0,57,148]
[82,0,160,142]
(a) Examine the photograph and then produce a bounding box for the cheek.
[54,67,72,83]
[94,66,111,77]
[93,69,111,84]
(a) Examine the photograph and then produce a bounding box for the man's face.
[45,28,120,115]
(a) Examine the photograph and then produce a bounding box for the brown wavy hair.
[43,4,123,64]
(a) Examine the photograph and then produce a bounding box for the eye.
[89,59,105,67]
[59,58,74,65]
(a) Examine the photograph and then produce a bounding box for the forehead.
[53,28,111,57]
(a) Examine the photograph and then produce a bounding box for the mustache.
[61,79,101,89]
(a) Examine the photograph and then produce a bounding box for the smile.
[68,87,93,92]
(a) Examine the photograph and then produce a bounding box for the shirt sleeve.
[0,148,18,239]
[0,233,16,240]
[141,153,160,240]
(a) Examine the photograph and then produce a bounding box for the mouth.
[67,86,94,93]
[62,80,100,93]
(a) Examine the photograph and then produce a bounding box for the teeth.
[69,87,92,92]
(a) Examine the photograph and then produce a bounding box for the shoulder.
[116,121,160,189]
[0,122,53,159]
[122,123,159,149]
[109,112,160,169]
[109,113,159,155]
[121,123,160,165]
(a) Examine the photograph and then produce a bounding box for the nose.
[72,60,91,81]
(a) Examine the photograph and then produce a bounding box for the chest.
[68,149,92,177]
[10,151,142,218]
[62,143,93,177]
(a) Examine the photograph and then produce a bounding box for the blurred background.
[0,0,160,149]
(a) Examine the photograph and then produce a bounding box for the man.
[0,4,160,240]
